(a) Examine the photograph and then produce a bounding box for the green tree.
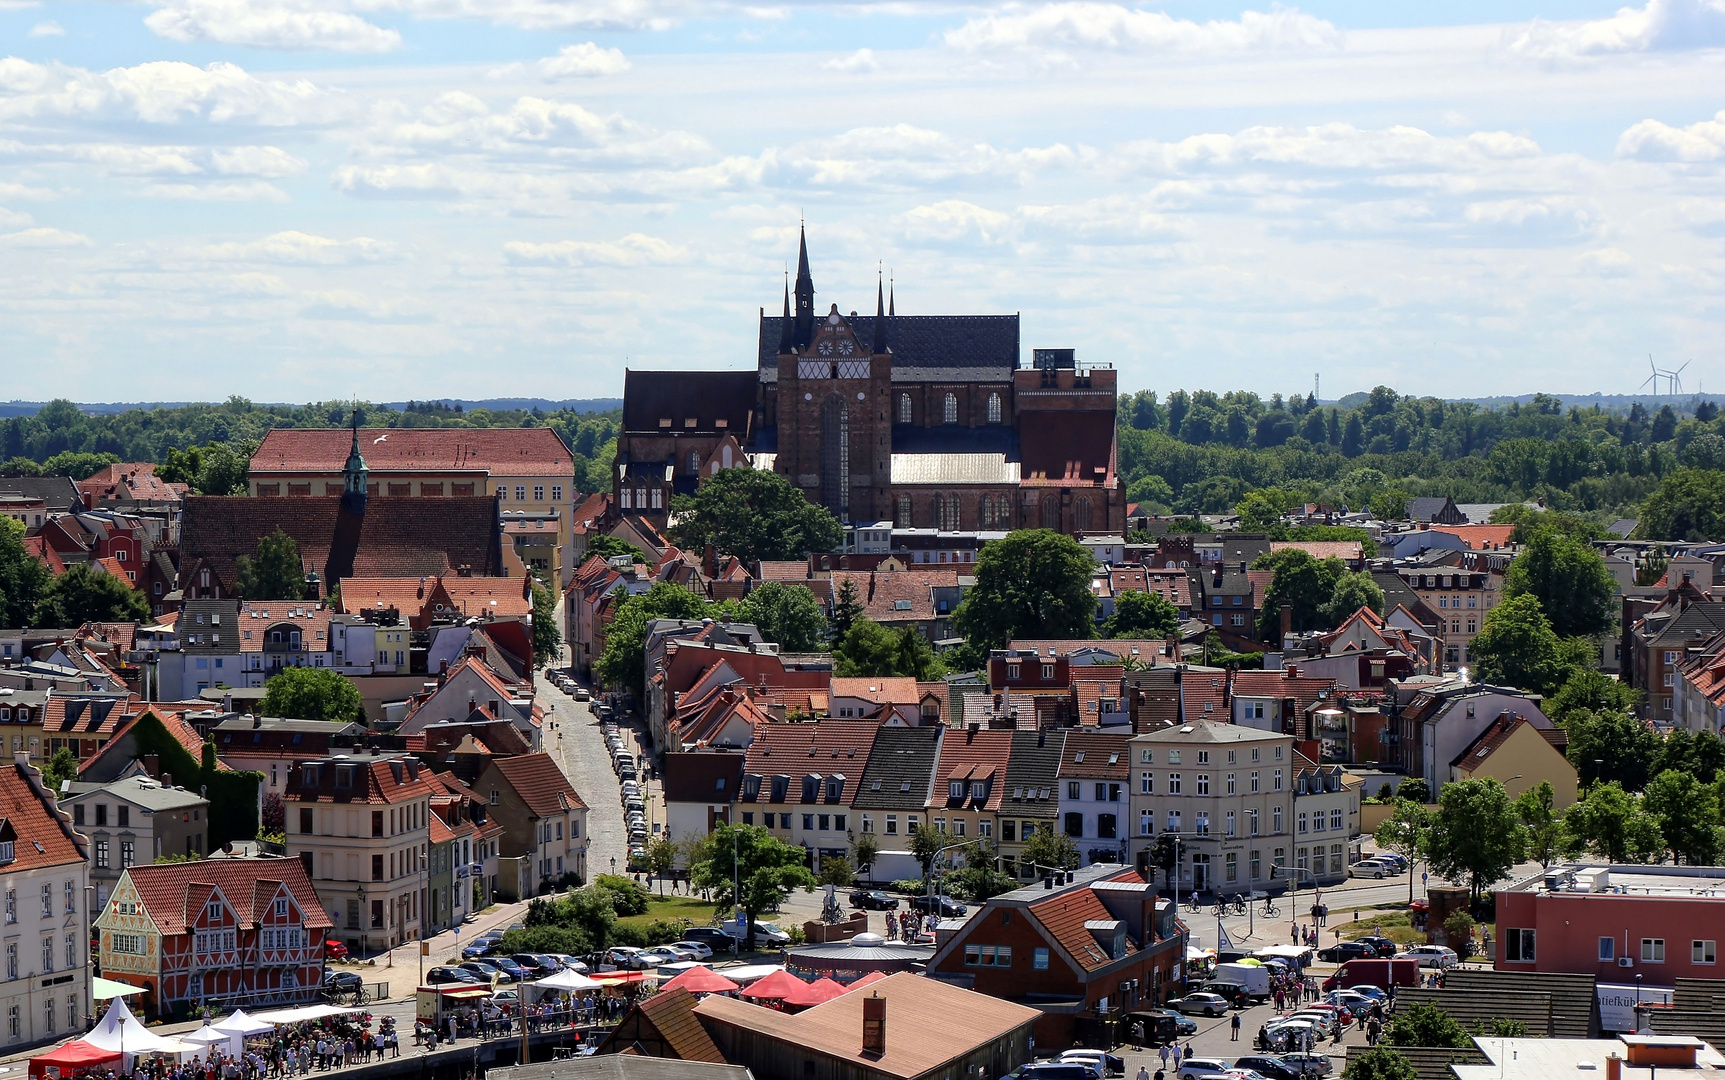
[531,580,561,664]
[1020,824,1080,874]
[1396,778,1431,803]
[1564,709,1660,790]
[1561,781,1664,863]
[161,440,253,495]
[669,468,843,563]
[593,873,651,916]
[235,528,307,600]
[817,856,855,888]
[686,824,817,950]
[1234,490,1286,532]
[1254,549,1345,638]
[0,518,51,628]
[36,563,149,627]
[1470,593,1569,692]
[1425,778,1524,902]
[1104,590,1181,640]
[1374,799,1434,903]
[954,530,1097,652]
[830,577,864,639]
[259,667,365,722]
[40,451,119,481]
[1642,769,1721,865]
[1635,469,1725,542]
[42,747,78,790]
[585,534,648,564]
[1515,781,1563,869]
[595,582,712,690]
[833,619,938,680]
[646,837,679,896]
[1504,530,1617,638]
[1343,1047,1420,1080]
[735,582,827,653]
[910,824,954,880]
[1546,669,1641,725]
[851,831,880,879]
[1386,1002,1472,1048]
[1654,728,1725,783]
[1443,910,1478,959]
[1322,570,1386,626]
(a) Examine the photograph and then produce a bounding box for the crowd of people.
[882,910,937,942]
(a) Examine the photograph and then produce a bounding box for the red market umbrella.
[845,972,889,992]
[739,969,807,1001]
[795,978,848,1006]
[659,966,741,995]
[29,1039,123,1079]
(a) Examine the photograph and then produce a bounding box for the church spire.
[792,221,814,350]
[341,408,368,514]
[889,276,896,317]
[872,269,889,356]
[778,271,794,353]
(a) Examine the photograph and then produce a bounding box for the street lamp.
[84,884,96,1031]
[357,883,367,961]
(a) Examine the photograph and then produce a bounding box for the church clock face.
[837,340,855,356]
[817,340,834,356]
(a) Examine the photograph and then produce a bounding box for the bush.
[497,924,595,956]
[611,923,649,947]
[784,924,807,946]
[639,919,690,946]
[593,874,650,916]
[888,879,925,895]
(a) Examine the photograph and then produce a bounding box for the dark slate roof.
[1407,496,1464,523]
[0,475,82,513]
[1216,534,1274,565]
[1003,728,1063,822]
[757,314,1020,371]
[852,725,942,810]
[622,370,757,436]
[180,495,503,590]
[890,424,1020,459]
[1342,1045,1487,1080]
[1018,410,1114,484]
[1372,572,1437,624]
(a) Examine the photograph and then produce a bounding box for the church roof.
[757,313,1019,372]
[622,370,757,435]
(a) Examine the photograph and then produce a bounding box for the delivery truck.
[1209,961,1272,1001]
[1321,957,1421,992]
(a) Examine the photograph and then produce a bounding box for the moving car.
[849,890,900,910]
[1171,992,1230,1017]
[1404,945,1459,968]
[1316,942,1377,963]
[909,895,968,917]
[322,970,363,994]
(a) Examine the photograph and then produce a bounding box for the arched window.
[941,495,962,531]
[987,393,1002,424]
[897,493,913,526]
[943,393,958,425]
[898,394,912,424]
[1042,496,1060,530]
[688,450,700,474]
[1076,497,1092,531]
[820,396,850,519]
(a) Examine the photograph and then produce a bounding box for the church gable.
[797,306,872,379]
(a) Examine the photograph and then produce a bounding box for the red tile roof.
[252,428,572,478]
[1058,730,1130,779]
[930,726,1015,811]
[488,752,586,816]
[118,856,331,936]
[236,602,332,652]
[1028,885,1139,972]
[1269,540,1363,562]
[741,721,879,805]
[0,762,86,872]
[1429,525,1517,551]
[1231,670,1339,713]
[285,755,435,805]
[829,569,960,624]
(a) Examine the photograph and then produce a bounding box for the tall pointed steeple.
[792,222,814,350]
[871,269,890,356]
[341,408,368,515]
[778,271,794,353]
[889,277,896,317]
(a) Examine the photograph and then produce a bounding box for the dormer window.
[335,766,353,788]
[949,780,964,800]
[301,765,320,786]
[969,781,986,800]
[206,901,222,922]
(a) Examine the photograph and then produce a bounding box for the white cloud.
[0,226,92,247]
[211,145,308,177]
[357,0,676,32]
[1618,110,1725,161]
[28,20,64,36]
[1506,0,1725,59]
[505,232,687,266]
[822,48,878,73]
[206,230,397,262]
[945,3,1341,54]
[898,200,1014,245]
[142,180,292,200]
[538,42,631,77]
[769,124,1076,189]
[1109,123,1542,176]
[144,0,401,52]
[0,58,335,126]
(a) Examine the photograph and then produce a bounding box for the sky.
[1,0,1723,403]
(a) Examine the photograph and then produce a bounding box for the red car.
[324,939,349,961]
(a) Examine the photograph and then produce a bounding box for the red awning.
[794,978,848,1006]
[29,1039,124,1078]
[659,966,741,995]
[738,969,806,1001]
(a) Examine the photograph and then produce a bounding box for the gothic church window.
[897,494,913,526]
[688,451,700,474]
[1076,497,1092,531]
[939,495,962,531]
[987,393,1002,424]
[898,394,912,424]
[943,393,958,425]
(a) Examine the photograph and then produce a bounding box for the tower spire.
[341,408,368,515]
[872,267,889,355]
[778,269,794,353]
[792,221,814,349]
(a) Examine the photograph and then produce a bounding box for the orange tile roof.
[0,762,86,872]
[741,721,879,804]
[236,602,332,652]
[118,857,331,936]
[1029,885,1140,972]
[1429,524,1517,551]
[253,427,573,478]
[631,986,728,1063]
[829,677,921,705]
[1058,730,1130,778]
[930,726,1015,811]
[489,752,586,816]
[1231,670,1339,712]
[1269,540,1364,561]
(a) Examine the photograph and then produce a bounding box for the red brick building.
[95,857,331,1019]
[927,865,1185,1045]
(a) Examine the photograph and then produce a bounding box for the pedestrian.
[1137,1067,1150,1080]
[1170,1044,1182,1071]
[1159,1045,1169,1071]
[1230,1014,1241,1042]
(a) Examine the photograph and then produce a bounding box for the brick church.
[616,228,1122,536]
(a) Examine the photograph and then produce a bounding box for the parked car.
[1344,984,1387,1002]
[1058,1050,1124,1076]
[1356,936,1398,956]
[1142,1007,1198,1035]
[546,953,589,973]
[671,940,714,960]
[909,895,968,917]
[576,688,591,701]
[1171,992,1230,1017]
[323,939,349,961]
[459,960,509,983]
[656,944,700,962]
[1404,945,1459,968]
[604,946,650,970]
[1176,1058,1235,1080]
[322,969,363,993]
[1231,1057,1302,1080]
[1347,859,1394,879]
[1316,941,1377,963]
[849,890,899,910]
[681,927,738,952]
[1279,1054,1333,1078]
[1373,852,1409,871]
[1012,1065,1097,1080]
[1198,981,1250,1008]
[425,966,476,985]
[510,954,555,976]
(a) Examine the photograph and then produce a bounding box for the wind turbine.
[1641,356,1663,396]
[1665,360,1691,397]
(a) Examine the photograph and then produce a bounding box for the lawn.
[616,894,724,931]
[1333,907,1429,947]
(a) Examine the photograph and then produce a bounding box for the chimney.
[861,993,886,1055]
[162,772,172,788]
[1280,604,1292,641]
[222,693,233,713]
[1605,1056,1621,1080]
[252,714,262,729]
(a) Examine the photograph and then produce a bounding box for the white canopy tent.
[86,996,186,1055]
[249,1004,364,1025]
[212,1010,276,1037]
[93,977,148,1001]
[531,969,602,995]
[181,1024,240,1057]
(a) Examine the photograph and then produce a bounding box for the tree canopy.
[954,530,1097,651]
[259,667,365,723]
[669,468,843,564]
[594,582,712,689]
[1635,468,1725,542]
[531,580,561,665]
[1563,708,1660,790]
[686,823,817,949]
[1561,781,1664,863]
[1469,593,1569,691]
[734,582,828,653]
[0,518,52,628]
[1503,529,1617,637]
[833,618,940,680]
[36,563,149,627]
[236,527,307,600]
[1104,589,1181,640]
[1424,778,1524,901]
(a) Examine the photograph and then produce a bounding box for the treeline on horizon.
[6,387,1725,538]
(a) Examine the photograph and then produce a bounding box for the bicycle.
[1185,896,1202,914]
[1261,900,1280,917]
[1230,895,1248,916]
